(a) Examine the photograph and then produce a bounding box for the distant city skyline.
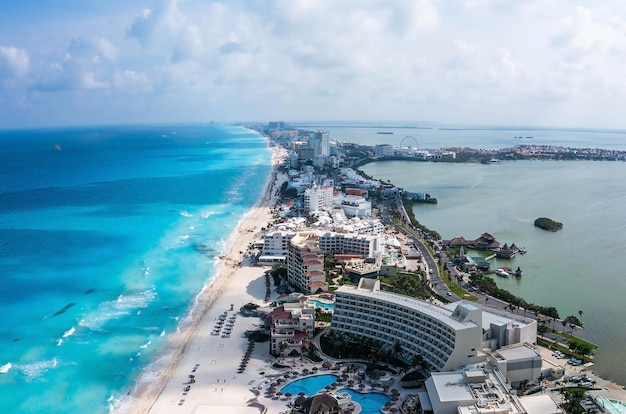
[1,1,625,129]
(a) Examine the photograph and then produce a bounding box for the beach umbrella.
[390,407,398,413]
[276,391,283,396]
[325,385,332,390]
[284,392,292,398]
[298,392,306,396]
[391,388,399,395]
[359,383,365,390]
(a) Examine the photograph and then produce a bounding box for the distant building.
[258,230,296,264]
[268,121,286,130]
[341,195,371,217]
[374,144,394,157]
[304,185,334,213]
[308,131,331,157]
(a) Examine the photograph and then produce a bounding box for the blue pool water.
[308,299,335,311]
[281,374,338,396]
[338,388,391,414]
[280,374,392,414]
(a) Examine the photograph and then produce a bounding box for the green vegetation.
[401,197,441,239]
[242,302,260,310]
[248,331,270,342]
[469,273,560,319]
[379,271,430,299]
[534,217,563,232]
[315,308,332,323]
[269,265,287,286]
[558,387,588,414]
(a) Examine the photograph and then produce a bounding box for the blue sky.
[1,0,625,129]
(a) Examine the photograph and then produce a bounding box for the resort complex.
[129,123,624,414]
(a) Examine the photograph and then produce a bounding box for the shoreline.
[114,137,287,414]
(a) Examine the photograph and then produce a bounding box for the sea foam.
[0,362,11,374]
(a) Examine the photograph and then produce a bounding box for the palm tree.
[393,341,403,357]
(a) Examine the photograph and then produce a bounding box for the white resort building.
[266,302,315,357]
[331,278,537,372]
[260,229,385,266]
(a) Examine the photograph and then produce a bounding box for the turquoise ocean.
[299,123,626,386]
[0,125,272,413]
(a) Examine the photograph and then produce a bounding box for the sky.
[1,0,625,129]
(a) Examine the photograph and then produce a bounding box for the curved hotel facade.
[331,279,536,372]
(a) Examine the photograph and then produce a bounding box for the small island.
[534,217,563,232]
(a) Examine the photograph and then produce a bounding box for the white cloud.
[2,0,626,128]
[0,46,30,76]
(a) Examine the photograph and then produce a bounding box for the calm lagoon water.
[361,158,626,386]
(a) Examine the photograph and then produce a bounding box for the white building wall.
[331,280,486,372]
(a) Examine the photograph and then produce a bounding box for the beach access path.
[116,144,289,414]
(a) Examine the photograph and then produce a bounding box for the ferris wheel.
[400,136,419,150]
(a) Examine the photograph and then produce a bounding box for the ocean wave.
[200,210,215,219]
[139,340,151,349]
[62,326,76,338]
[0,362,11,374]
[19,358,58,378]
[79,289,157,331]
[56,339,63,347]
[178,210,192,217]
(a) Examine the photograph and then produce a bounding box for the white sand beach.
[116,143,290,414]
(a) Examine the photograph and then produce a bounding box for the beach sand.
[115,143,289,414]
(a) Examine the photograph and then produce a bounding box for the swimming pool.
[337,388,391,414]
[281,374,338,396]
[597,397,626,414]
[308,299,335,311]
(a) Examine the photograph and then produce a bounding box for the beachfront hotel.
[331,278,537,372]
[266,302,316,356]
[287,233,328,294]
[260,229,385,266]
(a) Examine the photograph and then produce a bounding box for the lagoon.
[361,159,626,386]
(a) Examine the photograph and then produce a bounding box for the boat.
[517,247,527,254]
[376,131,394,135]
[495,268,510,277]
[489,158,501,164]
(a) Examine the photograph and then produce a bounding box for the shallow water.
[0,125,271,414]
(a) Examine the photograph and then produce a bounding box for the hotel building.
[267,302,315,357]
[331,279,536,372]
[287,233,328,294]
